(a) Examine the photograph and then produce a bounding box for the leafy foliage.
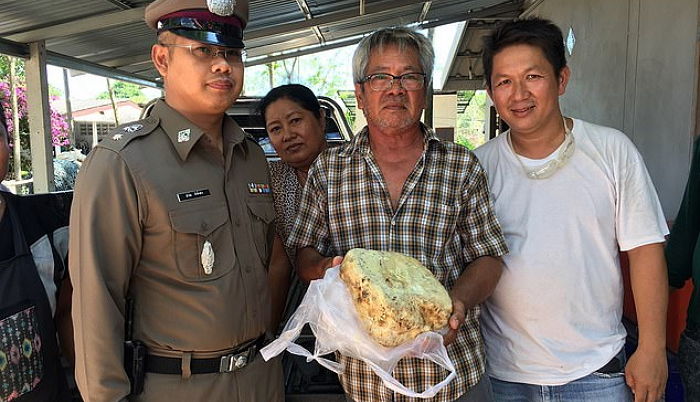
[0,83,71,146]
[98,80,148,104]
[455,90,488,150]
[0,56,72,178]
[244,48,353,98]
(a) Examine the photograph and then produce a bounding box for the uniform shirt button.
[245,266,252,273]
[201,222,209,231]
[234,219,241,227]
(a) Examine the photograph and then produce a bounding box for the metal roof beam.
[48,52,160,88]
[0,37,30,58]
[247,0,519,44]
[421,1,522,29]
[103,0,134,10]
[247,0,424,40]
[419,1,433,22]
[245,36,364,67]
[0,37,159,87]
[442,77,485,91]
[6,7,145,43]
[295,0,326,45]
[246,1,519,63]
[100,54,153,68]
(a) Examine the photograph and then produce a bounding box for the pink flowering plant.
[0,82,71,179]
[0,82,71,146]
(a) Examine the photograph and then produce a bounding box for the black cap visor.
[159,17,244,48]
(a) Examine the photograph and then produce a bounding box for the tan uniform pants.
[131,356,284,402]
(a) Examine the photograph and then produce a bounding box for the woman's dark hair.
[482,17,567,89]
[0,100,8,133]
[258,84,322,122]
[0,101,8,143]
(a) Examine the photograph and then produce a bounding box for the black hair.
[482,17,567,89]
[258,84,322,123]
[0,100,8,137]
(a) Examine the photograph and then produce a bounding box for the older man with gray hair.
[286,27,508,402]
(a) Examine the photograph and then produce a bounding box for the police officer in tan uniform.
[69,0,284,400]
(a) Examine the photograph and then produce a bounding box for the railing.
[1,178,34,194]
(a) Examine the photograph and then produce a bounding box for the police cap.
[145,0,249,49]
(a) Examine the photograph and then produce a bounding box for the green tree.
[0,55,24,79]
[243,47,354,99]
[455,90,488,149]
[304,55,347,98]
[98,81,148,104]
[0,55,62,97]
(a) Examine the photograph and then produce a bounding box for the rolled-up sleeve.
[458,157,508,266]
[69,147,143,402]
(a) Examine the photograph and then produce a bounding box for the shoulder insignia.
[99,116,160,152]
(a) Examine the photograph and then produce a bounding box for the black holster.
[124,298,146,395]
[124,340,147,395]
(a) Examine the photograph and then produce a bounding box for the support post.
[25,41,54,193]
[424,28,435,128]
[92,121,98,148]
[425,85,434,129]
[62,68,75,146]
[9,57,22,181]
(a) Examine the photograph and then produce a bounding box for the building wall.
[434,94,458,128]
[527,0,699,218]
[73,105,142,124]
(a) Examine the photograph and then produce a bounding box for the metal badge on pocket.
[201,240,215,275]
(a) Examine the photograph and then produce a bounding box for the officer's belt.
[145,335,266,375]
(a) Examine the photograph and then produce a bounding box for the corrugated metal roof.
[0,0,523,89]
[249,0,305,28]
[0,0,119,35]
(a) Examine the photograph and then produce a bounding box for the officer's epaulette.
[99,115,160,152]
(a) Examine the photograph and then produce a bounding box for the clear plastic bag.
[260,266,456,398]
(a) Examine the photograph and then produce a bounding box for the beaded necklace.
[507,118,574,179]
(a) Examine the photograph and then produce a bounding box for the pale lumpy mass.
[339,248,453,347]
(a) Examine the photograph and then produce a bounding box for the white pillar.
[92,121,99,148]
[25,41,54,193]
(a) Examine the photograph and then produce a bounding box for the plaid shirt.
[287,125,508,402]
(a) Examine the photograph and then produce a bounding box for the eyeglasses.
[158,43,245,64]
[360,73,426,91]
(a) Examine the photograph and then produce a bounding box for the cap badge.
[207,0,237,16]
[201,240,215,275]
[112,134,123,141]
[177,129,191,143]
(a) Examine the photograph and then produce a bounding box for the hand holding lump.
[339,248,453,347]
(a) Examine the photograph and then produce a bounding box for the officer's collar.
[152,100,245,160]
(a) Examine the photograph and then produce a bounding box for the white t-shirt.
[473,118,668,385]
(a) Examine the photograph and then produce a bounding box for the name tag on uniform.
[177,189,211,202]
[247,183,271,194]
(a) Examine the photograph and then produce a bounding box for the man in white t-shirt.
[473,18,669,402]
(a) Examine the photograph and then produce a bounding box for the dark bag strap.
[5,195,30,257]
